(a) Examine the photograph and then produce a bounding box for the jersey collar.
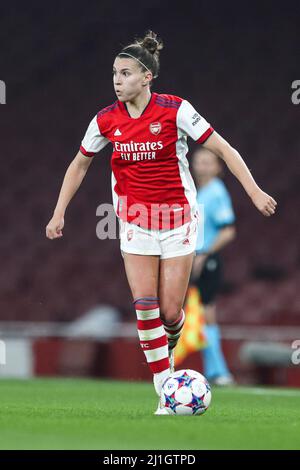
[118,92,157,119]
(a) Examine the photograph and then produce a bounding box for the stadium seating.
[1,3,299,339]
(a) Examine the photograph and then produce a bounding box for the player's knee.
[160,303,182,325]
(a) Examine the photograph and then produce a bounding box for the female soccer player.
[46,31,277,414]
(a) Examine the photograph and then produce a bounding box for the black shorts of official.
[193,253,222,305]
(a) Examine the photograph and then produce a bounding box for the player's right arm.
[46,151,94,239]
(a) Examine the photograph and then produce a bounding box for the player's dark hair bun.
[139,31,163,55]
[117,30,163,80]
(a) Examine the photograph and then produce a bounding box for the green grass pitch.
[0,378,300,449]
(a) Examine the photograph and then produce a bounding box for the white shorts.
[119,216,199,259]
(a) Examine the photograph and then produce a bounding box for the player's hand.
[46,214,64,239]
[251,188,277,216]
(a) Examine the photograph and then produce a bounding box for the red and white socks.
[162,309,186,353]
[134,297,170,395]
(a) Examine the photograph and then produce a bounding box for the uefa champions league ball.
[160,369,212,415]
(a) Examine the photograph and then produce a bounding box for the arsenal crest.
[127,229,133,241]
[149,122,162,135]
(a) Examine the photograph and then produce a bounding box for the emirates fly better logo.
[115,140,163,162]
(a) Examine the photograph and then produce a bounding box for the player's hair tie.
[119,52,154,76]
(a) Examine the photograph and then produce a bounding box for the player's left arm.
[202,132,277,217]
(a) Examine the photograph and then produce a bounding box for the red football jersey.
[80,93,214,229]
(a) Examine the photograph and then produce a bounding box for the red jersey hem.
[79,145,95,157]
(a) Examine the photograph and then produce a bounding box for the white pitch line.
[219,387,300,397]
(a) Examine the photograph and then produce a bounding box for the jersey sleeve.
[176,100,214,144]
[80,115,110,157]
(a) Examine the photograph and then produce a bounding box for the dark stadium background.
[0,0,299,384]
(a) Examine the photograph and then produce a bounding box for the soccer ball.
[160,369,211,415]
